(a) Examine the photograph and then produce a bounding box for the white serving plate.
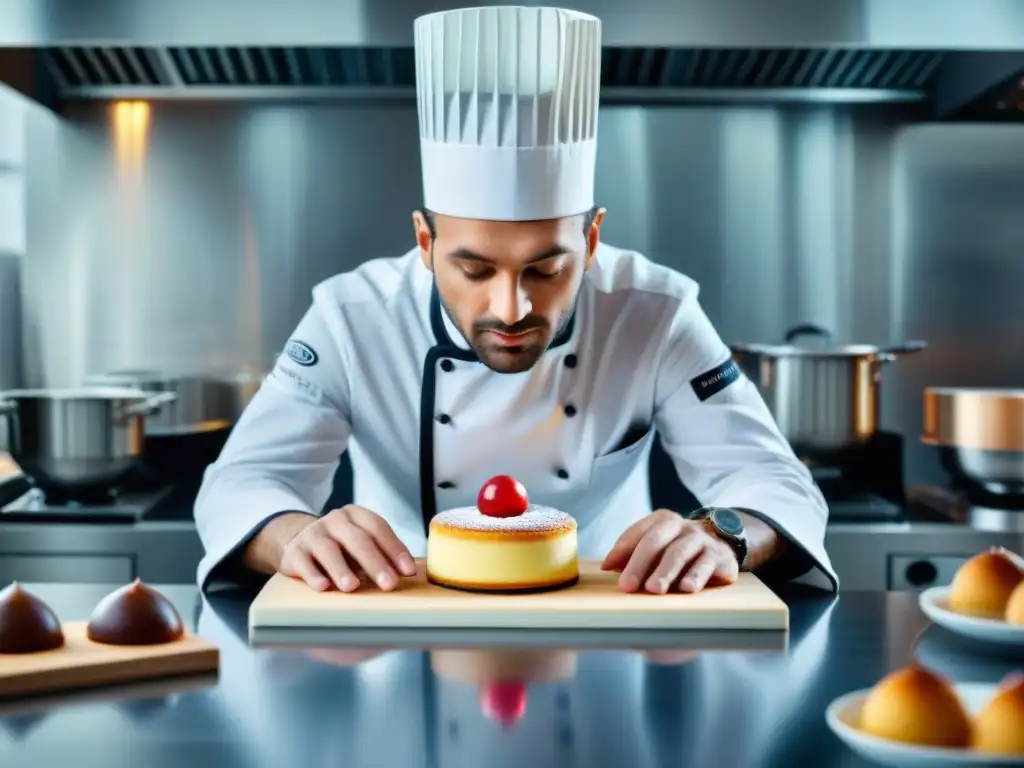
[918,587,1024,649]
[826,682,1021,767]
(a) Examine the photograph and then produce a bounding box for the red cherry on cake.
[477,475,529,518]
[481,681,527,727]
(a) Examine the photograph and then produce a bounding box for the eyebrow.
[448,245,571,265]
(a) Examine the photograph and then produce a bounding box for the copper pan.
[922,387,1024,494]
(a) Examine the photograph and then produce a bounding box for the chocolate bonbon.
[87,578,184,645]
[0,582,65,654]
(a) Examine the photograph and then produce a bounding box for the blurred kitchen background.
[0,0,1023,590]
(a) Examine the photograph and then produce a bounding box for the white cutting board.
[248,559,789,631]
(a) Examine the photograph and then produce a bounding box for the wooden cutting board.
[249,559,789,631]
[0,621,219,700]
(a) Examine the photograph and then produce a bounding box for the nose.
[488,274,531,327]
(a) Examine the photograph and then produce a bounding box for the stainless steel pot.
[730,324,927,454]
[0,388,176,491]
[923,386,1024,494]
[83,369,262,436]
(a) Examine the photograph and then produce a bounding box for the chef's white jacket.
[193,243,838,592]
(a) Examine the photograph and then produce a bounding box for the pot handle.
[120,391,177,417]
[876,340,928,362]
[784,324,832,343]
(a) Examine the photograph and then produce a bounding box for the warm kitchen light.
[111,100,150,177]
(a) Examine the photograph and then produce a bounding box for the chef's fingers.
[714,544,741,584]
[600,512,668,571]
[344,505,417,577]
[617,519,685,592]
[679,549,719,593]
[281,548,330,592]
[644,534,703,594]
[310,536,361,592]
[329,520,400,591]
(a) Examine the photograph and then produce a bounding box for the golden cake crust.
[426,572,580,592]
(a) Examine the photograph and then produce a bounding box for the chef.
[193,6,839,596]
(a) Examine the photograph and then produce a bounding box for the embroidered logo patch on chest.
[285,340,319,367]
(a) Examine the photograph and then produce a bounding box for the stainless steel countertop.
[1,581,1021,767]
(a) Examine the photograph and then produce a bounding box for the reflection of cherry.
[481,681,527,727]
[477,475,528,518]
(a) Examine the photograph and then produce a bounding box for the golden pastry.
[947,548,1024,618]
[859,664,971,747]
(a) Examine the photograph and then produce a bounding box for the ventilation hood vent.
[3,0,1024,112]
[39,45,944,103]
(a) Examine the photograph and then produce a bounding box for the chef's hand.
[277,505,417,592]
[600,509,739,594]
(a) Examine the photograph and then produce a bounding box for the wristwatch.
[689,506,748,570]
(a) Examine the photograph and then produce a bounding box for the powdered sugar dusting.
[432,505,576,532]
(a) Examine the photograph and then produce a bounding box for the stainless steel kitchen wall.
[0,253,22,391]
[18,99,983,484]
[890,124,1024,485]
[0,84,27,391]
[20,101,907,371]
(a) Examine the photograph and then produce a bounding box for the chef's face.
[414,208,605,373]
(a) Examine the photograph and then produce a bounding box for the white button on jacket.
[193,244,839,592]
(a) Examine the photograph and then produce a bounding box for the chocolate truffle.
[86,578,184,646]
[0,582,65,654]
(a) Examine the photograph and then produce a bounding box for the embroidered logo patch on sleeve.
[690,358,741,402]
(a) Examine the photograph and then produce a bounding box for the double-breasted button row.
[442,354,581,370]
[564,354,578,418]
[441,406,574,423]
[433,351,578,489]
[437,467,570,489]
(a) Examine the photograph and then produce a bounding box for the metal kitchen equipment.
[83,369,261,436]
[0,484,175,524]
[730,324,927,455]
[922,387,1024,532]
[0,388,176,495]
[923,387,1024,494]
[0,253,23,392]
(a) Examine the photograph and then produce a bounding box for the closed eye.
[527,265,564,279]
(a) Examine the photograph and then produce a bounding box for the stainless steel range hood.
[35,46,943,102]
[1,0,1023,113]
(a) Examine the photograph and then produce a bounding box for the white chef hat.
[413,6,602,222]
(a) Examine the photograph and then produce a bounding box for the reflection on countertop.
[0,581,1020,766]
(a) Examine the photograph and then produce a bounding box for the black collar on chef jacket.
[417,283,577,532]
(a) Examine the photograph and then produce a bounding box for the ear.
[584,208,606,270]
[412,211,433,271]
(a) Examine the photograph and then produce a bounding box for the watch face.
[712,508,743,536]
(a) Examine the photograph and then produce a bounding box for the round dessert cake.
[426,475,579,592]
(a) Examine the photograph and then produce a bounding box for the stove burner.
[35,485,120,507]
[825,493,905,523]
[801,431,908,522]
[0,485,174,524]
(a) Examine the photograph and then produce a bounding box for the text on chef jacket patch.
[690,358,741,402]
